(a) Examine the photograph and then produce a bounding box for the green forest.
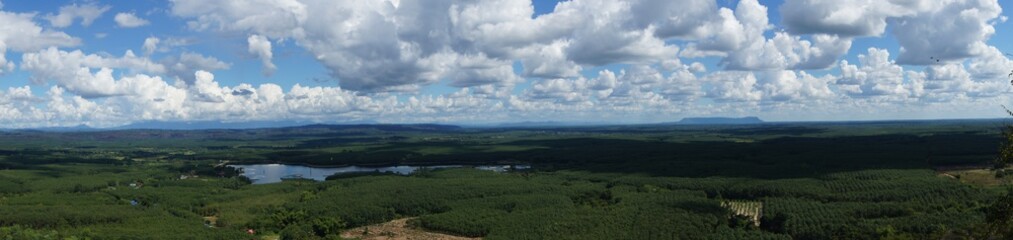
[0,120,1011,239]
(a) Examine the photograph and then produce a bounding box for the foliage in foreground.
[0,163,1000,240]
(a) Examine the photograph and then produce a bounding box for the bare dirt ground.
[938,168,1012,187]
[340,218,481,240]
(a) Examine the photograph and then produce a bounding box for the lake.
[229,164,531,184]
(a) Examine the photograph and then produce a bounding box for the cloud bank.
[0,0,1009,127]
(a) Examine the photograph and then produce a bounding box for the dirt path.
[340,218,481,240]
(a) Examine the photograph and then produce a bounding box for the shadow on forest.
[1,125,996,180]
[246,130,1003,179]
[506,132,999,178]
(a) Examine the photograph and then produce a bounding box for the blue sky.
[0,0,1011,127]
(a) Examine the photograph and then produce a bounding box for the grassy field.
[0,120,1010,239]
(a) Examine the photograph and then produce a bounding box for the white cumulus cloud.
[45,3,110,28]
[114,12,150,28]
[247,34,276,76]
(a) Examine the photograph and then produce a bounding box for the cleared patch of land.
[722,200,762,227]
[341,218,480,240]
[939,168,1013,187]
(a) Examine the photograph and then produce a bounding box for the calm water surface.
[230,164,530,184]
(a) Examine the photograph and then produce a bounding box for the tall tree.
[980,65,1013,239]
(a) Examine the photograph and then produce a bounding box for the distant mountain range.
[15,117,762,131]
[677,117,764,125]
[16,117,1011,132]
[14,120,379,132]
[22,124,98,132]
[487,121,619,128]
[112,120,323,130]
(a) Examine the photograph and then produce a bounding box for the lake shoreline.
[230,163,532,184]
[226,160,531,169]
